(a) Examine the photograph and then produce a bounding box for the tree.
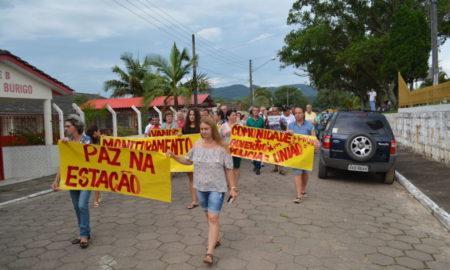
[279,0,449,108]
[313,89,360,110]
[253,87,273,107]
[104,53,151,97]
[383,4,430,87]
[273,86,308,108]
[182,73,213,94]
[148,43,193,108]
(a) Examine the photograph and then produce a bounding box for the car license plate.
[348,164,369,172]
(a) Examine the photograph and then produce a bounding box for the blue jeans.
[69,190,91,237]
[252,160,262,170]
[369,101,376,111]
[196,191,225,214]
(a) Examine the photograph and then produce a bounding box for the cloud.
[248,33,274,44]
[0,0,158,42]
[197,27,222,41]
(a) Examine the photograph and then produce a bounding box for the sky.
[0,0,449,97]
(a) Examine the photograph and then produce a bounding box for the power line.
[198,65,247,82]
[132,0,246,69]
[141,0,244,62]
[112,0,246,71]
[111,0,192,49]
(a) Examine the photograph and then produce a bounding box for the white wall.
[2,145,59,181]
[385,104,450,165]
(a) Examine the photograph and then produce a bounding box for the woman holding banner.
[168,116,238,265]
[182,108,201,209]
[219,110,242,185]
[51,114,92,249]
[86,125,102,207]
[161,111,178,129]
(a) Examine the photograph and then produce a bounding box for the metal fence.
[398,73,450,107]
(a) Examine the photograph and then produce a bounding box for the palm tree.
[183,73,213,94]
[104,53,151,97]
[148,43,193,107]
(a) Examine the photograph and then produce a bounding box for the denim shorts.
[292,169,311,175]
[196,191,225,214]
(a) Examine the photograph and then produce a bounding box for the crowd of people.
[51,103,327,265]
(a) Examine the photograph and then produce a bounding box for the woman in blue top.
[52,114,92,249]
[287,107,320,203]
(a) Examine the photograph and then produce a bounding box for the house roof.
[0,49,75,95]
[0,92,106,115]
[85,94,211,109]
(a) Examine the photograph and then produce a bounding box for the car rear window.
[333,113,389,135]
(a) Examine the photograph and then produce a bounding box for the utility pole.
[192,34,198,106]
[249,59,253,105]
[431,0,439,85]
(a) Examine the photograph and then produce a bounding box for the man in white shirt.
[144,117,153,136]
[280,107,295,130]
[368,89,377,111]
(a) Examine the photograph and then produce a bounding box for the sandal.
[71,238,81,245]
[293,197,303,204]
[203,253,214,265]
[186,202,199,209]
[80,241,89,249]
[93,201,100,208]
[71,236,90,245]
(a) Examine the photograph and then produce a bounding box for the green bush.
[117,126,136,137]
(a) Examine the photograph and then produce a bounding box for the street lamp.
[250,57,277,105]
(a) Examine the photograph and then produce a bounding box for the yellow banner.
[230,125,316,170]
[58,141,171,202]
[100,134,201,172]
[148,128,181,137]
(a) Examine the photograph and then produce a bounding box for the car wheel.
[345,133,377,162]
[383,167,395,184]
[318,161,328,179]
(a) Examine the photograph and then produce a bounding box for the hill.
[211,84,316,101]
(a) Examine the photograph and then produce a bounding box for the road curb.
[0,189,53,208]
[395,171,450,232]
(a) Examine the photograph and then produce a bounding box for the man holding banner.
[246,107,265,175]
[287,107,319,203]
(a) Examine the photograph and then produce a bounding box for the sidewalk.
[0,175,54,204]
[396,147,450,214]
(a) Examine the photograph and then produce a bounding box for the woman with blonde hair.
[167,116,238,265]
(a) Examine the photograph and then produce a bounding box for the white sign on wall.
[0,62,52,100]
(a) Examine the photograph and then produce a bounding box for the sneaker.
[255,168,261,175]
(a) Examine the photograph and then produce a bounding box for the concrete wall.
[2,145,58,181]
[385,104,450,165]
